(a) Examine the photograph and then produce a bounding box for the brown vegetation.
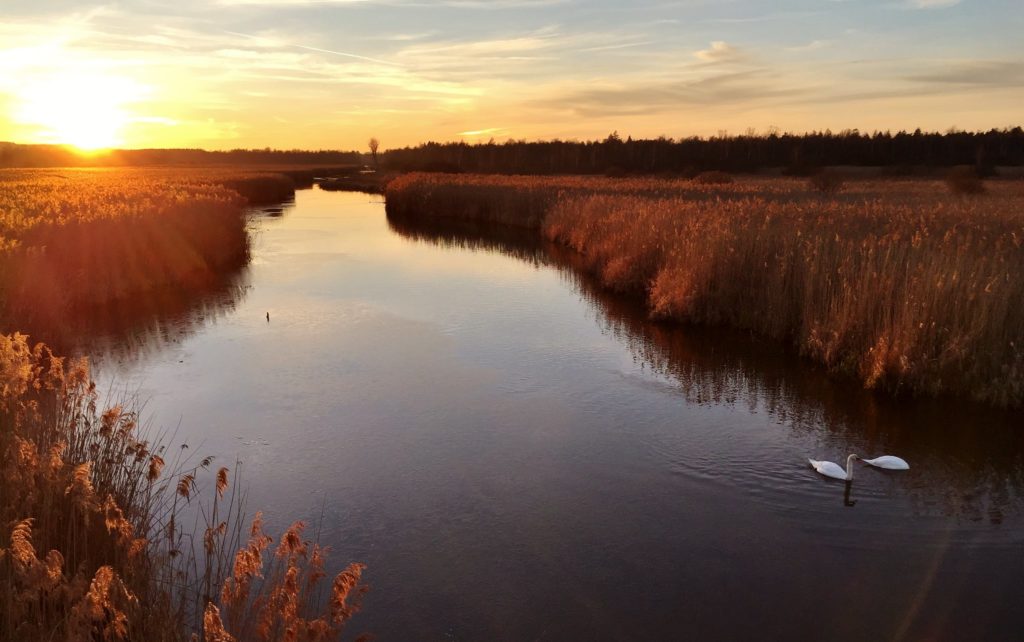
[0,332,367,640]
[316,172,394,195]
[0,162,371,642]
[808,170,845,194]
[945,166,986,195]
[386,173,1024,406]
[0,168,303,331]
[385,173,753,229]
[693,170,733,185]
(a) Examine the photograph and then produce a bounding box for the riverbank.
[0,332,367,640]
[315,170,392,194]
[1,170,372,640]
[385,173,1024,407]
[0,168,344,336]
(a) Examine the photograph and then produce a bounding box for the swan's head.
[847,453,859,461]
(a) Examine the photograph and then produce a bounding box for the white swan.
[862,455,909,470]
[809,454,859,481]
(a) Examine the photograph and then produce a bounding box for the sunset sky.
[1,0,1021,151]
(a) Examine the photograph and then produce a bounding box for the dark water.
[85,188,1023,640]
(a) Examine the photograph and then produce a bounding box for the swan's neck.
[845,454,856,480]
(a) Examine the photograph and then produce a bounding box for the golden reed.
[387,173,1024,407]
[0,333,367,641]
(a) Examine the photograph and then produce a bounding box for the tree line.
[381,128,1024,175]
[4,127,1022,174]
[0,143,363,168]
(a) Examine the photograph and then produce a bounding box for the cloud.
[543,69,809,118]
[909,0,960,7]
[215,0,372,5]
[458,127,507,136]
[579,41,656,53]
[224,30,402,66]
[786,40,829,52]
[907,61,1024,85]
[694,41,741,63]
[383,32,437,42]
[214,0,568,6]
[390,26,654,80]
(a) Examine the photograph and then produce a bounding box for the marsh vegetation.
[2,157,1023,640]
[387,173,1024,406]
[0,170,370,641]
[0,333,367,641]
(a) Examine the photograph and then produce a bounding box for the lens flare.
[14,72,146,150]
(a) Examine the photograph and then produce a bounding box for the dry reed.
[386,173,1024,406]
[0,333,368,640]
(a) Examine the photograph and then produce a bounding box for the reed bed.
[0,168,300,331]
[384,173,762,227]
[0,332,367,640]
[386,173,1024,406]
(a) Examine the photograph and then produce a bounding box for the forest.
[0,143,363,169]
[383,128,1024,175]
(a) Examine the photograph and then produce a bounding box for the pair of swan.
[808,454,909,481]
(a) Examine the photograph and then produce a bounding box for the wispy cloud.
[694,41,742,63]
[786,40,830,52]
[907,60,1024,85]
[580,41,656,53]
[458,127,507,136]
[909,0,960,7]
[2,0,1020,148]
[224,30,401,66]
[214,0,567,6]
[546,69,808,118]
[215,0,372,6]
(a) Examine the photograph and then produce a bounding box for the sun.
[14,71,144,150]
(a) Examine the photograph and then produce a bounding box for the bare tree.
[368,137,380,169]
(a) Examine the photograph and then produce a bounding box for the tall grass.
[1,169,368,639]
[386,173,1024,406]
[0,332,367,640]
[0,168,301,332]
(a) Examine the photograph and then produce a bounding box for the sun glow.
[14,71,146,150]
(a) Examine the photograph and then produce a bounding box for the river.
[85,186,1024,640]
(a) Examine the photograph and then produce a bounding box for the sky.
[0,0,1021,151]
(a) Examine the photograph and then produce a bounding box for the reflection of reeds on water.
[60,264,251,363]
[388,213,1024,523]
[0,170,255,332]
[0,169,304,354]
[386,210,549,268]
[386,173,1024,408]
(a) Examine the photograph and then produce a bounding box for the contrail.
[292,43,403,66]
[223,30,402,66]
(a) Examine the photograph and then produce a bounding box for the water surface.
[91,187,1024,640]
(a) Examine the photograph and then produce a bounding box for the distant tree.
[368,138,380,168]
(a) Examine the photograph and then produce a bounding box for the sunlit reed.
[386,173,1024,406]
[0,332,368,640]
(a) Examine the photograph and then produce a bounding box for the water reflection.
[3,202,297,362]
[844,481,857,507]
[387,210,1024,526]
[54,190,1023,640]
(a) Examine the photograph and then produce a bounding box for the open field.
[386,173,1024,407]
